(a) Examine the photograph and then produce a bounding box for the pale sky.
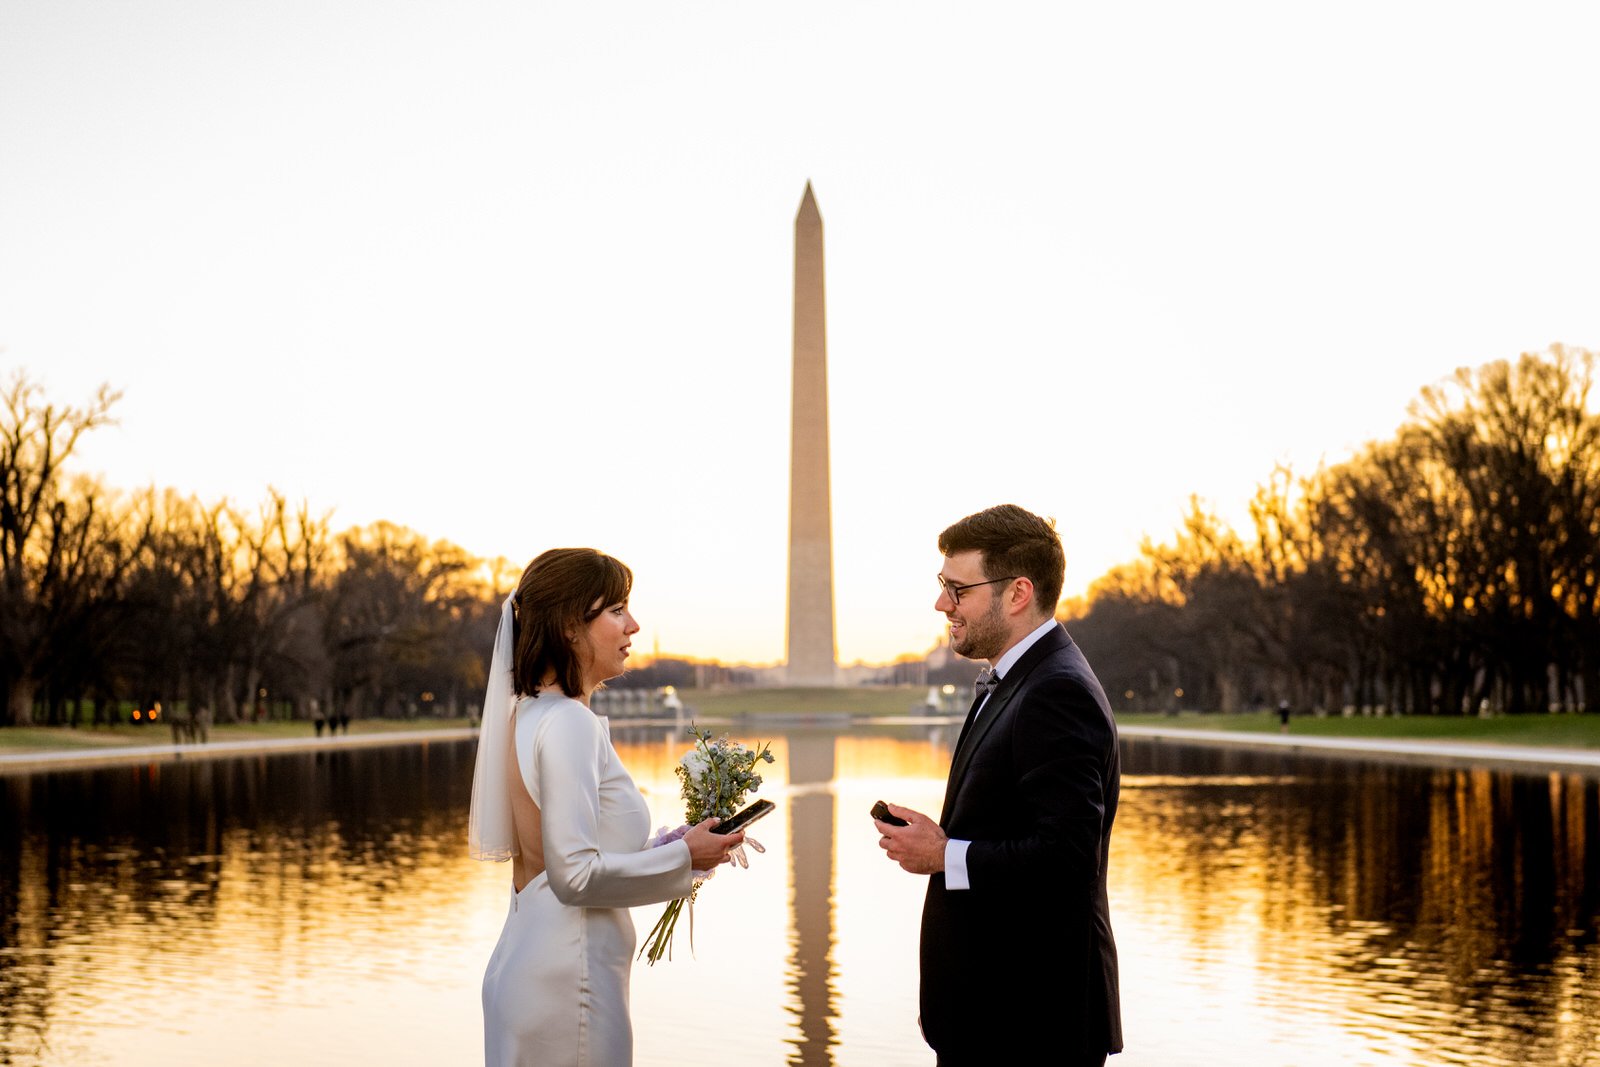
[4,1,1598,665]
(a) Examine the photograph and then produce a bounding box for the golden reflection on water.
[4,734,1600,1066]
[621,730,950,1067]
[1113,747,1600,1066]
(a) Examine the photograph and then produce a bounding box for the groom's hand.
[876,803,946,875]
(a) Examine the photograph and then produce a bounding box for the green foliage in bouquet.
[676,726,775,824]
[639,725,775,965]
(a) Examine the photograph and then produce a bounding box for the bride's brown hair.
[511,548,633,699]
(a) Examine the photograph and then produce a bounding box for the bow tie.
[974,668,1000,699]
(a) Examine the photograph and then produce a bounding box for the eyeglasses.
[937,574,1019,606]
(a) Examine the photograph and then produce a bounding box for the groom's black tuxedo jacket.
[920,623,1122,1061]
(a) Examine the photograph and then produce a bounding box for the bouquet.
[638,725,775,965]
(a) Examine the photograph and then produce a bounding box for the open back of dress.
[481,692,691,1067]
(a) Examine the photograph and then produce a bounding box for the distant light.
[132,710,142,721]
[1174,688,1184,698]
[941,684,955,696]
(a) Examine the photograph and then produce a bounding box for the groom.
[876,504,1122,1065]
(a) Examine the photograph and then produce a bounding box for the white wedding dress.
[482,693,692,1066]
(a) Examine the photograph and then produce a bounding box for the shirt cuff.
[944,838,972,890]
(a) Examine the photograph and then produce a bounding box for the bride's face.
[575,599,639,689]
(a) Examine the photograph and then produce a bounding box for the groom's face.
[937,550,1008,662]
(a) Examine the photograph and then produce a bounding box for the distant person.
[470,548,743,1065]
[876,504,1123,1065]
[1278,699,1292,733]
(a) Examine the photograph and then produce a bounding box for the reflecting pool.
[3,730,1599,1065]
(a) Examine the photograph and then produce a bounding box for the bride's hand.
[683,817,743,872]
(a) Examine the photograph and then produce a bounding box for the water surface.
[3,730,1599,1065]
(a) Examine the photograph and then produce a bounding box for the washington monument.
[786,181,838,686]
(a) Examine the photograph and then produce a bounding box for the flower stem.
[638,897,685,966]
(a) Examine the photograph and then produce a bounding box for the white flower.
[641,725,776,966]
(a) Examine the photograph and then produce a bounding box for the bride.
[469,548,742,1065]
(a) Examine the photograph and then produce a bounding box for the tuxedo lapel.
[951,690,986,756]
[940,625,1072,825]
[941,684,1018,820]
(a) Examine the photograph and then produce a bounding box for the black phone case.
[871,800,908,826]
[713,799,774,834]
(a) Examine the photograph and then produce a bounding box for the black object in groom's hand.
[871,800,909,827]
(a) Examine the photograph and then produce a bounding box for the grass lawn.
[677,686,941,717]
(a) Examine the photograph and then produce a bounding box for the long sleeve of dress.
[519,700,694,909]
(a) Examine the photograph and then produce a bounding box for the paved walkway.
[1120,724,1600,773]
[0,727,478,772]
[5,723,1600,775]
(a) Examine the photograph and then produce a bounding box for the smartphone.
[870,800,908,827]
[712,799,775,835]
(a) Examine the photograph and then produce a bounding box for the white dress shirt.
[942,617,1058,891]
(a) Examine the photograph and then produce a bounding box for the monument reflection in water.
[3,732,1600,1066]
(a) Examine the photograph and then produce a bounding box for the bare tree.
[1073,346,1600,718]
[0,373,125,725]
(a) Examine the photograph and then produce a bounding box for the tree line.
[9,345,1596,726]
[1069,345,1600,716]
[1,372,512,727]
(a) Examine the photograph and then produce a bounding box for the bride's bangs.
[588,554,634,618]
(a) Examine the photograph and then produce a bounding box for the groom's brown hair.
[938,504,1065,615]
